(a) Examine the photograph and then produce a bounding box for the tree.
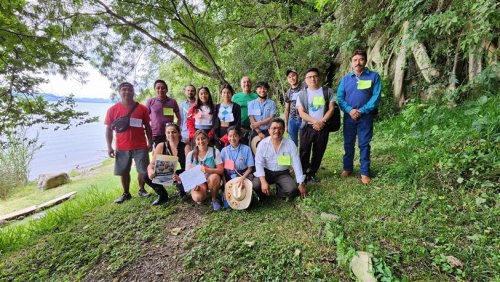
[0,0,97,143]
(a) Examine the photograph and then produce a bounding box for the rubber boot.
[151,186,169,206]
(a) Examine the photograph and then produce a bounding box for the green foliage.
[0,129,40,199]
[379,94,499,191]
[0,1,96,140]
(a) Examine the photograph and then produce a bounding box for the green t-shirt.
[231,92,258,128]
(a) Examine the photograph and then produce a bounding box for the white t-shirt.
[296,88,331,124]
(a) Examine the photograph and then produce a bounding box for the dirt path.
[84,202,206,282]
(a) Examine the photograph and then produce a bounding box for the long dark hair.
[194,86,214,114]
[193,130,210,163]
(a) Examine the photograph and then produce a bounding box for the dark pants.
[343,114,374,176]
[143,174,185,197]
[300,125,329,175]
[153,135,166,148]
[249,129,269,143]
[251,169,298,198]
[143,173,168,198]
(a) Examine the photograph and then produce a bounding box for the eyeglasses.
[305,75,319,79]
[270,126,284,131]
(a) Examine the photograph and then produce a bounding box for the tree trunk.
[393,21,409,108]
[468,45,483,82]
[368,35,386,70]
[412,42,440,83]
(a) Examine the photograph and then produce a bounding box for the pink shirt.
[146,97,180,136]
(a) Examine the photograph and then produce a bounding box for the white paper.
[179,165,206,192]
[129,118,142,127]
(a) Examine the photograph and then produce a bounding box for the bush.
[0,129,41,199]
[378,94,499,191]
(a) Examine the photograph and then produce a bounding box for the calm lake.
[29,102,113,180]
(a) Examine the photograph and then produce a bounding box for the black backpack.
[321,87,341,132]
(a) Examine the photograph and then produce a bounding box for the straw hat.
[250,135,261,155]
[224,177,253,210]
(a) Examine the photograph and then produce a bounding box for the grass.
[0,159,114,216]
[0,99,498,281]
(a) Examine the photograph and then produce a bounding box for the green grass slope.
[0,96,498,281]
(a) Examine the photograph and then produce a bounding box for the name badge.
[248,107,261,116]
[163,107,174,116]
[129,118,142,127]
[277,155,291,166]
[357,80,372,90]
[218,112,235,122]
[224,159,235,170]
[193,111,202,119]
[313,96,325,108]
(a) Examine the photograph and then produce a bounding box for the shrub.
[0,129,41,198]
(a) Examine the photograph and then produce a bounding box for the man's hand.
[107,147,115,158]
[251,122,260,130]
[298,183,307,199]
[148,171,156,180]
[261,181,271,196]
[258,132,266,140]
[312,120,325,131]
[349,109,361,120]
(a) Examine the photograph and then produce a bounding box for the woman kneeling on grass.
[185,130,224,211]
[220,126,255,210]
[144,123,187,205]
[221,126,254,187]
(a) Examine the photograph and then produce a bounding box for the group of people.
[104,49,381,210]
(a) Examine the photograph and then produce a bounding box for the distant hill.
[37,93,113,103]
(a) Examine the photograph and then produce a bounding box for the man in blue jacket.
[337,49,381,184]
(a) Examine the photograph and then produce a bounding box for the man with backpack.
[337,49,382,184]
[297,68,336,183]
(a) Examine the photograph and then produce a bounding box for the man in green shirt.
[231,76,258,144]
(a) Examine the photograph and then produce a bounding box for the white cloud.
[39,62,113,98]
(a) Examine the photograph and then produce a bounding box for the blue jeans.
[287,117,301,147]
[342,114,374,176]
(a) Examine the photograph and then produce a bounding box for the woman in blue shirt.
[220,126,255,189]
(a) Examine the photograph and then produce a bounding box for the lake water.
[28,102,113,180]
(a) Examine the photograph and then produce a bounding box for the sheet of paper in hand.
[179,165,206,192]
[152,155,178,186]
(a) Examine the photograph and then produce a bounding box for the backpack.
[321,87,341,132]
[299,87,341,132]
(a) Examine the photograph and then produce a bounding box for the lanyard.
[258,100,266,116]
[229,144,241,164]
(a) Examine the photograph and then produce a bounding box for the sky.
[39,62,113,99]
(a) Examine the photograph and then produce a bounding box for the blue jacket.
[337,68,381,115]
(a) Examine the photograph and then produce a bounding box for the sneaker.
[138,189,150,197]
[212,200,222,211]
[114,193,131,204]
